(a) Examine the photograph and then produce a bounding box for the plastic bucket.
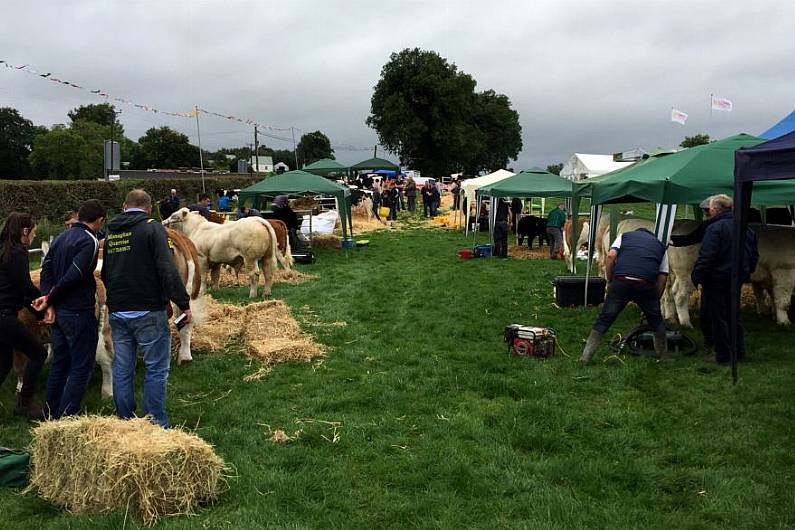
[379,207,390,218]
[458,248,474,259]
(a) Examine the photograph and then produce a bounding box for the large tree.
[546,163,563,175]
[0,107,40,178]
[132,127,199,169]
[68,103,124,134]
[367,48,521,178]
[464,90,522,175]
[296,131,334,167]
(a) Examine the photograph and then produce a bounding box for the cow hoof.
[178,358,193,365]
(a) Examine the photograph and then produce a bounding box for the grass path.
[1,225,794,529]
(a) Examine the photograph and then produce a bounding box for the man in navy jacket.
[37,199,105,418]
[691,195,759,364]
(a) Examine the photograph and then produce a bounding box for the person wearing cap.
[580,227,670,364]
[691,194,759,364]
[669,197,714,248]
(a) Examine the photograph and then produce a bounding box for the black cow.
[517,215,548,248]
[350,188,371,207]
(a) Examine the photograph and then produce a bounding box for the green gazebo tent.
[476,167,573,246]
[350,157,401,172]
[238,170,353,239]
[302,158,349,177]
[478,167,573,198]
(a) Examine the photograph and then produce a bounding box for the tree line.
[0,103,335,180]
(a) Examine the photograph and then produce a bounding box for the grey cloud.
[1,0,793,170]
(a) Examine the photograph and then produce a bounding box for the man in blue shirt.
[38,199,105,418]
[580,228,670,364]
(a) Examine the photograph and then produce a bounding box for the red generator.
[503,325,556,358]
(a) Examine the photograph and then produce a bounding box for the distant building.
[560,153,632,181]
[250,156,274,173]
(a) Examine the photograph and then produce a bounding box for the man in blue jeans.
[579,228,670,364]
[38,199,105,418]
[101,190,191,428]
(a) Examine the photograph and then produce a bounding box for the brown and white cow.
[16,227,205,399]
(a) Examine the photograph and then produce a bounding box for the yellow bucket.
[379,207,390,218]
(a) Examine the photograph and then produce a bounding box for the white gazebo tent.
[559,154,632,181]
[460,169,515,233]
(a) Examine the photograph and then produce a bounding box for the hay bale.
[508,245,550,260]
[27,416,226,526]
[183,296,324,377]
[311,235,341,249]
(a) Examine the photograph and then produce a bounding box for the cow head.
[162,207,205,235]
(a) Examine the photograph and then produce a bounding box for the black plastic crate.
[552,276,606,306]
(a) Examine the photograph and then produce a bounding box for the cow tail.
[253,218,280,271]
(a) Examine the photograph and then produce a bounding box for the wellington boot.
[14,396,44,420]
[579,330,604,364]
[654,330,672,361]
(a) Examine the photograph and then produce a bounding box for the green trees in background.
[367,48,522,178]
[297,130,334,168]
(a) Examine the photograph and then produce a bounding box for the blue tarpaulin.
[761,109,795,139]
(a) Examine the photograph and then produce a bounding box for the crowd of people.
[0,190,191,425]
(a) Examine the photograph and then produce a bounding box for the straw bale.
[291,197,318,210]
[183,296,323,377]
[311,234,341,249]
[27,416,226,526]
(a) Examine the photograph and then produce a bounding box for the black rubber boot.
[654,330,671,361]
[579,330,604,364]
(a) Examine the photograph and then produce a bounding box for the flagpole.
[195,106,205,193]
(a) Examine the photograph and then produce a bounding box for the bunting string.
[0,58,382,152]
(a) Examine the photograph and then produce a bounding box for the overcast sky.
[2,0,793,172]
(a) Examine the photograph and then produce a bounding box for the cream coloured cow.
[749,225,795,325]
[163,207,279,299]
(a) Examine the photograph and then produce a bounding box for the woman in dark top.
[0,213,52,418]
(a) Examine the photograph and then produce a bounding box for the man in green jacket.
[546,203,567,259]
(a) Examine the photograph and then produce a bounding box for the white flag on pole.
[711,95,733,112]
[671,108,688,125]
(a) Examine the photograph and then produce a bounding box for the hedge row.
[0,176,259,221]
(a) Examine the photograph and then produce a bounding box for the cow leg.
[246,259,260,299]
[177,321,194,364]
[260,254,275,299]
[210,264,222,290]
[752,282,772,315]
[96,329,113,399]
[673,278,694,328]
[772,274,795,325]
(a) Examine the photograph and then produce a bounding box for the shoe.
[654,330,672,361]
[704,354,729,365]
[15,396,44,420]
[579,330,604,364]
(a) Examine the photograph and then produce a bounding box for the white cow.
[163,207,279,299]
[749,225,795,325]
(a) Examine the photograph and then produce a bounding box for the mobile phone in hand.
[174,313,188,330]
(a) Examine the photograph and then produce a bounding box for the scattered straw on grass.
[270,429,290,444]
[508,245,551,260]
[185,296,324,380]
[216,267,317,288]
[26,416,227,527]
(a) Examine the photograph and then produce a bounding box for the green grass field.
[1,221,794,529]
